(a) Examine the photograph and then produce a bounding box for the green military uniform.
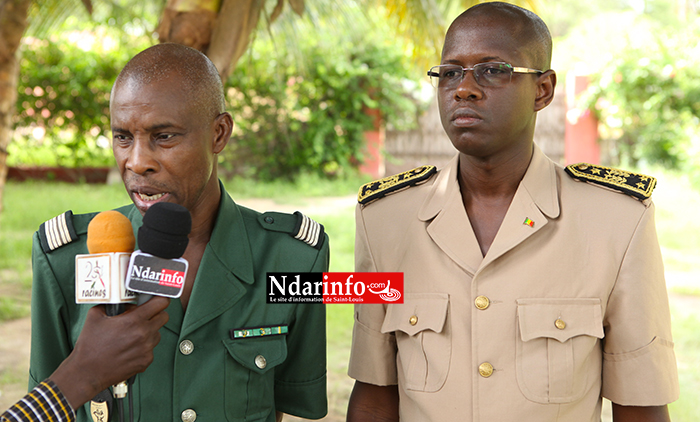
[29,184,329,422]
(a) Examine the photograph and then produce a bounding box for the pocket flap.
[517,298,604,343]
[381,293,449,336]
[223,336,288,375]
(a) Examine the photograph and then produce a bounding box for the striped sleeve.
[1,380,74,422]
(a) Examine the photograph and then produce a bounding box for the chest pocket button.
[255,354,267,369]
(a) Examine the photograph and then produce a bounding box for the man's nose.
[454,69,483,101]
[125,139,159,175]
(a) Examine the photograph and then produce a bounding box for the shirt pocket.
[223,335,288,421]
[515,298,604,404]
[381,293,450,392]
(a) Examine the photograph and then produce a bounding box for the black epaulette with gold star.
[358,165,437,206]
[39,211,79,253]
[565,163,656,200]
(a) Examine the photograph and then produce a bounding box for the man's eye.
[156,133,176,141]
[443,69,462,79]
[482,66,508,75]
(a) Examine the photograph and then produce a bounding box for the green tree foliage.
[11,26,150,168]
[223,23,422,180]
[577,16,700,179]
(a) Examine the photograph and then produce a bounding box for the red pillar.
[359,107,385,179]
[565,73,600,164]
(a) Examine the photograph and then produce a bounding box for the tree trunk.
[156,0,267,81]
[0,0,31,215]
[206,0,265,80]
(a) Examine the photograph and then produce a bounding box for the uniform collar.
[417,144,560,221]
[205,181,256,285]
[414,144,561,275]
[124,182,256,285]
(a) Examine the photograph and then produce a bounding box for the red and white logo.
[159,269,185,288]
[321,272,403,304]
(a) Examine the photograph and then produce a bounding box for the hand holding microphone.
[72,204,190,421]
[49,296,170,411]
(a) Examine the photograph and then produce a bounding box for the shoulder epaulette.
[358,165,437,206]
[39,211,79,253]
[258,211,325,250]
[565,163,656,200]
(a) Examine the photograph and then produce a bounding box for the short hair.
[112,43,225,119]
[448,2,552,70]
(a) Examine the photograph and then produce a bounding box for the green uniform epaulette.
[38,211,80,253]
[565,163,656,200]
[258,211,325,250]
[358,165,437,206]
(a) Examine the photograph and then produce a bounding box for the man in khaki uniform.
[346,3,679,422]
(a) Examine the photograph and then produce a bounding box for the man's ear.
[534,70,556,112]
[212,112,233,154]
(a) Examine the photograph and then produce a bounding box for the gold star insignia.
[591,168,601,175]
[636,182,646,189]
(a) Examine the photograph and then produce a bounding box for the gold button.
[474,295,490,310]
[555,319,566,330]
[181,409,197,422]
[478,362,494,378]
[179,340,194,355]
[409,315,418,326]
[255,354,267,369]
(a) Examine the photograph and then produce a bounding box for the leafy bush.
[11,21,152,168]
[581,23,700,173]
[223,22,423,180]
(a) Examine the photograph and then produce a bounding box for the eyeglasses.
[427,62,544,88]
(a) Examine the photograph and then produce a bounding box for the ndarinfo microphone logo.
[126,252,188,298]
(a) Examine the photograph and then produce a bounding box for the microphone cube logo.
[126,252,188,298]
[75,252,134,304]
[267,272,403,304]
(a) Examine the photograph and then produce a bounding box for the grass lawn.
[0,166,699,420]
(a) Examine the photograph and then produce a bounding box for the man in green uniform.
[29,43,328,422]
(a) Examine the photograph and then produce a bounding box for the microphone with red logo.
[126,202,191,303]
[75,211,137,315]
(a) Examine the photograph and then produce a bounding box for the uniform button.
[555,319,566,330]
[409,315,418,326]
[181,409,196,422]
[264,216,274,224]
[255,354,267,369]
[474,295,490,310]
[179,340,194,355]
[478,362,494,378]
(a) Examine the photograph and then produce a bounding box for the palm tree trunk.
[206,0,265,80]
[157,0,267,80]
[0,0,31,215]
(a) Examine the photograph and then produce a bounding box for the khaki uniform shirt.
[348,146,679,422]
[30,185,329,422]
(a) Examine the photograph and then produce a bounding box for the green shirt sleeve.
[273,232,329,419]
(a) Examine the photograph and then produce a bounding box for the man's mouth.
[138,192,166,201]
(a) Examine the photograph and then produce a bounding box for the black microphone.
[126,202,192,303]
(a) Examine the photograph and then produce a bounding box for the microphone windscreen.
[138,202,191,259]
[86,211,135,254]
